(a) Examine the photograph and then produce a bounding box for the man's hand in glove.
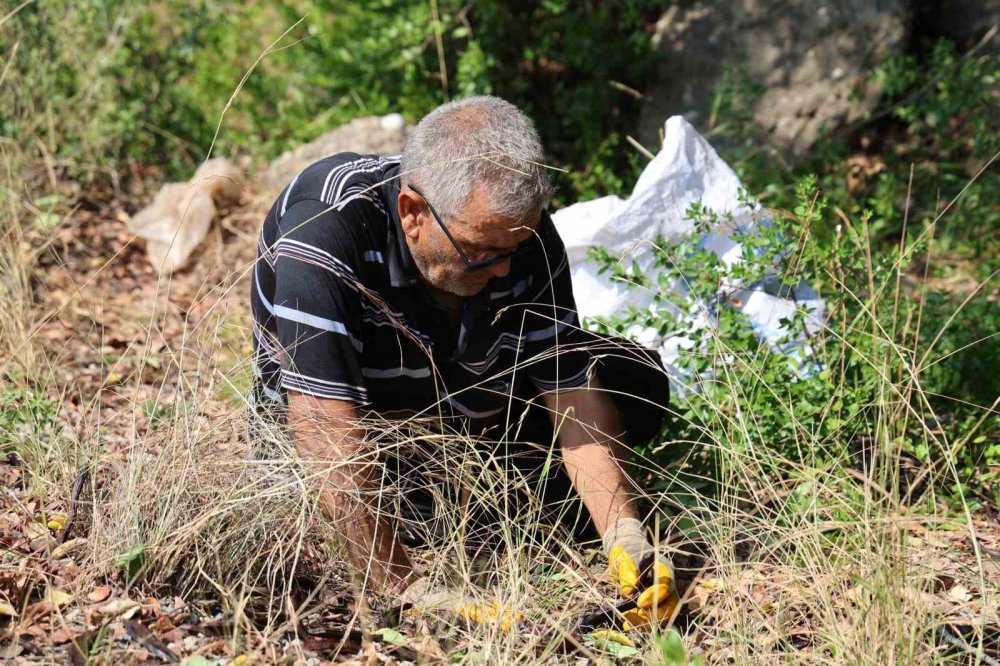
[399,577,522,632]
[604,517,680,630]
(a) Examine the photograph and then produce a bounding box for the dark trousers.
[392,333,670,552]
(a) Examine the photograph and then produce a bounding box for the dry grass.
[0,144,37,381]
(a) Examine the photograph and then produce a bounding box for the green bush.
[2,1,131,179]
[3,0,659,190]
[5,2,411,179]
[588,38,999,505]
[0,385,57,455]
[590,170,997,502]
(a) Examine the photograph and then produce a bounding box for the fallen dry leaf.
[415,631,448,660]
[51,537,88,559]
[49,626,84,645]
[904,588,952,615]
[0,600,19,617]
[142,596,161,616]
[46,588,73,608]
[845,584,866,605]
[161,627,183,644]
[87,586,112,603]
[689,585,711,611]
[95,598,141,619]
[151,614,176,634]
[948,585,972,603]
[26,521,49,541]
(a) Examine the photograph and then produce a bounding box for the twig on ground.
[56,466,89,546]
[937,624,1000,666]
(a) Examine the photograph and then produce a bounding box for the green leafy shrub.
[3,1,659,190]
[590,166,996,503]
[2,1,133,179]
[5,2,438,178]
[0,385,57,455]
[589,38,999,505]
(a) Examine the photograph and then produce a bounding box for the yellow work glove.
[604,518,680,631]
[399,577,523,632]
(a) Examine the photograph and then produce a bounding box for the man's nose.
[487,257,512,278]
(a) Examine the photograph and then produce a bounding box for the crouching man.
[249,95,676,628]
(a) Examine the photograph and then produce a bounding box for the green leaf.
[657,628,688,665]
[585,632,639,659]
[34,212,61,230]
[374,627,408,647]
[116,543,145,578]
[602,641,638,659]
[181,657,217,666]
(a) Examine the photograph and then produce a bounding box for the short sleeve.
[271,199,368,404]
[520,214,591,393]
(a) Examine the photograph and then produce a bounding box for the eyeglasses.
[408,183,519,272]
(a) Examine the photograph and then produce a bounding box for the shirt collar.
[380,163,420,288]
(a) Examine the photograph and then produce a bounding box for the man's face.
[399,185,539,297]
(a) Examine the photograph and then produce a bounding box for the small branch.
[609,80,644,100]
[625,135,656,161]
[56,467,90,546]
[430,0,449,101]
[936,625,1000,666]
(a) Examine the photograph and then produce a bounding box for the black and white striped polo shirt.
[250,153,590,432]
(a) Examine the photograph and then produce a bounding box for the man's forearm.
[287,392,414,594]
[542,384,639,537]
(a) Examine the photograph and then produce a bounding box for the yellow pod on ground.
[591,629,635,648]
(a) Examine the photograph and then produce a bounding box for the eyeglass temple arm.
[407,183,475,266]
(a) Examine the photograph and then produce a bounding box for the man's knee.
[585,333,671,447]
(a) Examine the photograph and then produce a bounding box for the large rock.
[257,114,408,201]
[638,0,910,157]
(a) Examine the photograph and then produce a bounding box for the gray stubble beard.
[411,245,483,298]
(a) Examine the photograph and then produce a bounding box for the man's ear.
[397,189,425,241]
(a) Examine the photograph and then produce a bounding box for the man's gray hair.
[399,96,553,221]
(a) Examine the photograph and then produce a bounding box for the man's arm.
[540,380,638,537]
[287,391,415,595]
[543,381,680,627]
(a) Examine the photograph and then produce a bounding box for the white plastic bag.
[129,158,244,274]
[552,116,825,394]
